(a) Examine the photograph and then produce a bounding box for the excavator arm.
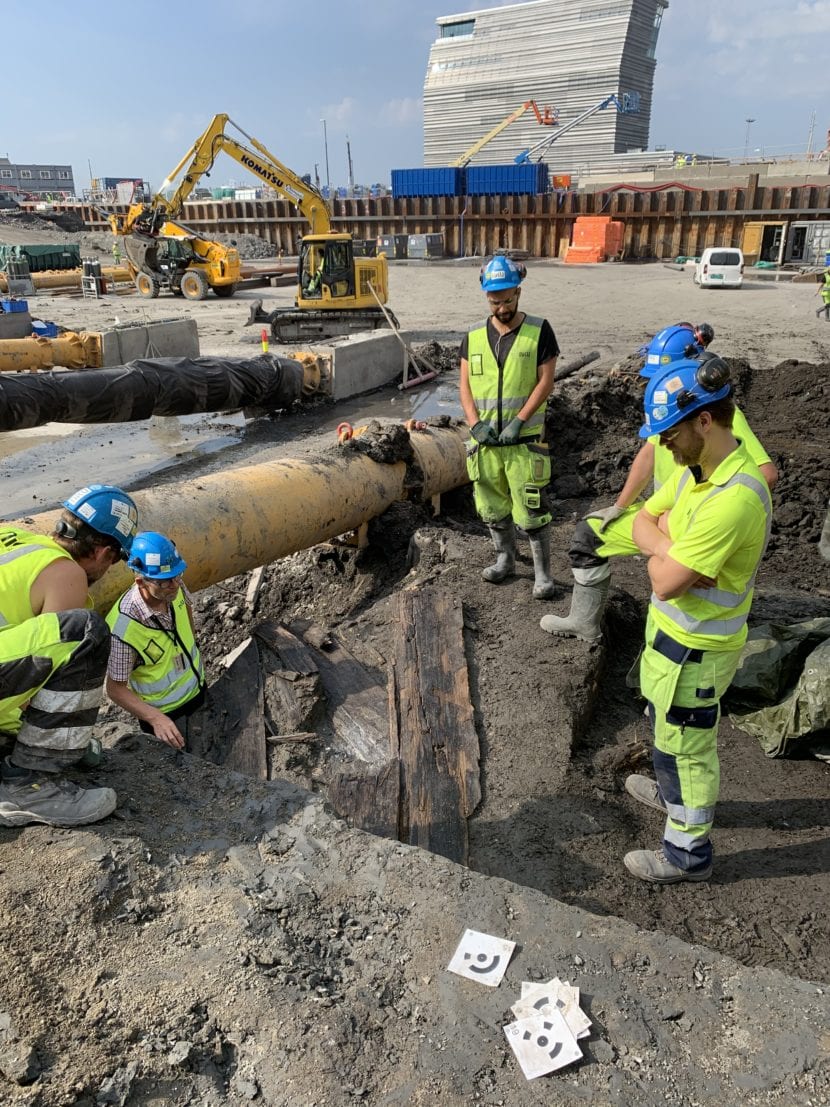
[154,114,332,235]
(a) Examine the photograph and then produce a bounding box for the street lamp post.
[744,118,756,162]
[320,119,330,192]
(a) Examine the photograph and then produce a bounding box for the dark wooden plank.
[191,637,267,779]
[394,587,481,864]
[292,622,391,766]
[328,760,400,840]
[254,620,319,676]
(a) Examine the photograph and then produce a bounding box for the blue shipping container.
[465,163,549,196]
[391,168,465,198]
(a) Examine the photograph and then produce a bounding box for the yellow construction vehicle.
[105,187,241,302]
[117,114,395,339]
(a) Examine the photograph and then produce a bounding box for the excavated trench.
[95,354,830,987]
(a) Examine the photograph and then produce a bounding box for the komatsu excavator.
[110,114,396,339]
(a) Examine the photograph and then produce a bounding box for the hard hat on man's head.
[127,532,187,580]
[480,255,526,291]
[639,356,732,439]
[60,485,138,553]
[640,324,702,378]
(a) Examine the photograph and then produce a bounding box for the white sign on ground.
[446,929,516,987]
[515,978,592,1040]
[503,1009,583,1079]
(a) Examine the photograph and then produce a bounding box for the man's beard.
[492,305,518,325]
[670,426,705,468]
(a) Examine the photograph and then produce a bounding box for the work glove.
[498,416,525,445]
[584,503,625,532]
[471,420,498,445]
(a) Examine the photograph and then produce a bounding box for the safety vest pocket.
[469,354,484,377]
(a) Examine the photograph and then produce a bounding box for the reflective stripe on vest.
[0,529,72,630]
[651,469,772,639]
[467,315,545,435]
[107,589,205,713]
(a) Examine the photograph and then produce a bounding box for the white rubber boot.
[527,525,558,600]
[539,569,610,641]
[482,520,516,583]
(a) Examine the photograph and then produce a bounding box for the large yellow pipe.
[6,425,471,613]
[0,332,102,372]
[0,266,133,292]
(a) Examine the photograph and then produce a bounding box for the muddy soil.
[87,357,830,995]
[2,249,829,1103]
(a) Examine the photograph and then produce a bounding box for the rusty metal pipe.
[6,425,471,613]
[0,332,101,372]
[0,267,133,292]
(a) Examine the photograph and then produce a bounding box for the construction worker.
[815,267,830,320]
[459,255,559,598]
[111,239,122,266]
[106,532,206,751]
[540,330,777,641]
[622,357,772,883]
[0,485,139,827]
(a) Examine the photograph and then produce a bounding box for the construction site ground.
[1,215,829,1106]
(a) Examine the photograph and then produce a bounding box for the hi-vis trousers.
[0,609,109,773]
[640,610,741,872]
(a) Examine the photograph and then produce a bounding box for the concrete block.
[0,310,32,340]
[100,318,200,366]
[313,330,405,401]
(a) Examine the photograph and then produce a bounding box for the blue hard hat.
[640,324,702,378]
[62,485,138,552]
[127,531,187,579]
[639,356,732,439]
[480,255,526,291]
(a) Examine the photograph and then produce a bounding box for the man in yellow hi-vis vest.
[106,532,206,751]
[459,256,560,599]
[0,485,139,827]
[624,356,772,884]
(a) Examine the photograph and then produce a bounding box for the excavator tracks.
[269,308,399,344]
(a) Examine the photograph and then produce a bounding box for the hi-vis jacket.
[467,316,545,439]
[0,527,73,630]
[107,589,205,713]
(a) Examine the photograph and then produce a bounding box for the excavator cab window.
[300,239,355,301]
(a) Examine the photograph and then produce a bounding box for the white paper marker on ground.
[504,1009,583,1079]
[446,929,516,987]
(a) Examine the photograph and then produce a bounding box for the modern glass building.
[424,0,668,171]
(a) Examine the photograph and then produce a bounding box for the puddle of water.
[0,379,464,520]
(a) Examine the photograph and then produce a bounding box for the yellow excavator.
[112,114,396,339]
[105,188,241,302]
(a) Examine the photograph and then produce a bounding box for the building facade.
[0,156,76,198]
[424,0,668,171]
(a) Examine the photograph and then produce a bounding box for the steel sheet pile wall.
[37,176,830,261]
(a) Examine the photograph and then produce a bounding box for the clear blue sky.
[3,0,828,192]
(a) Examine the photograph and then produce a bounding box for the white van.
[695,247,744,288]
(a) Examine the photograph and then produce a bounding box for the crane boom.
[514,92,640,164]
[452,100,557,168]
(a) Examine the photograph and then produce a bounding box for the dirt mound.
[212,233,275,260]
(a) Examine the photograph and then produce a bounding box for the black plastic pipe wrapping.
[0,354,305,431]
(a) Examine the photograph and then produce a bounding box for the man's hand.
[151,712,185,750]
[471,420,498,445]
[498,416,525,445]
[585,504,625,532]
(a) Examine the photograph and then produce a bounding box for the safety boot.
[482,520,516,583]
[540,572,610,641]
[624,847,712,885]
[0,761,116,828]
[527,524,558,599]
